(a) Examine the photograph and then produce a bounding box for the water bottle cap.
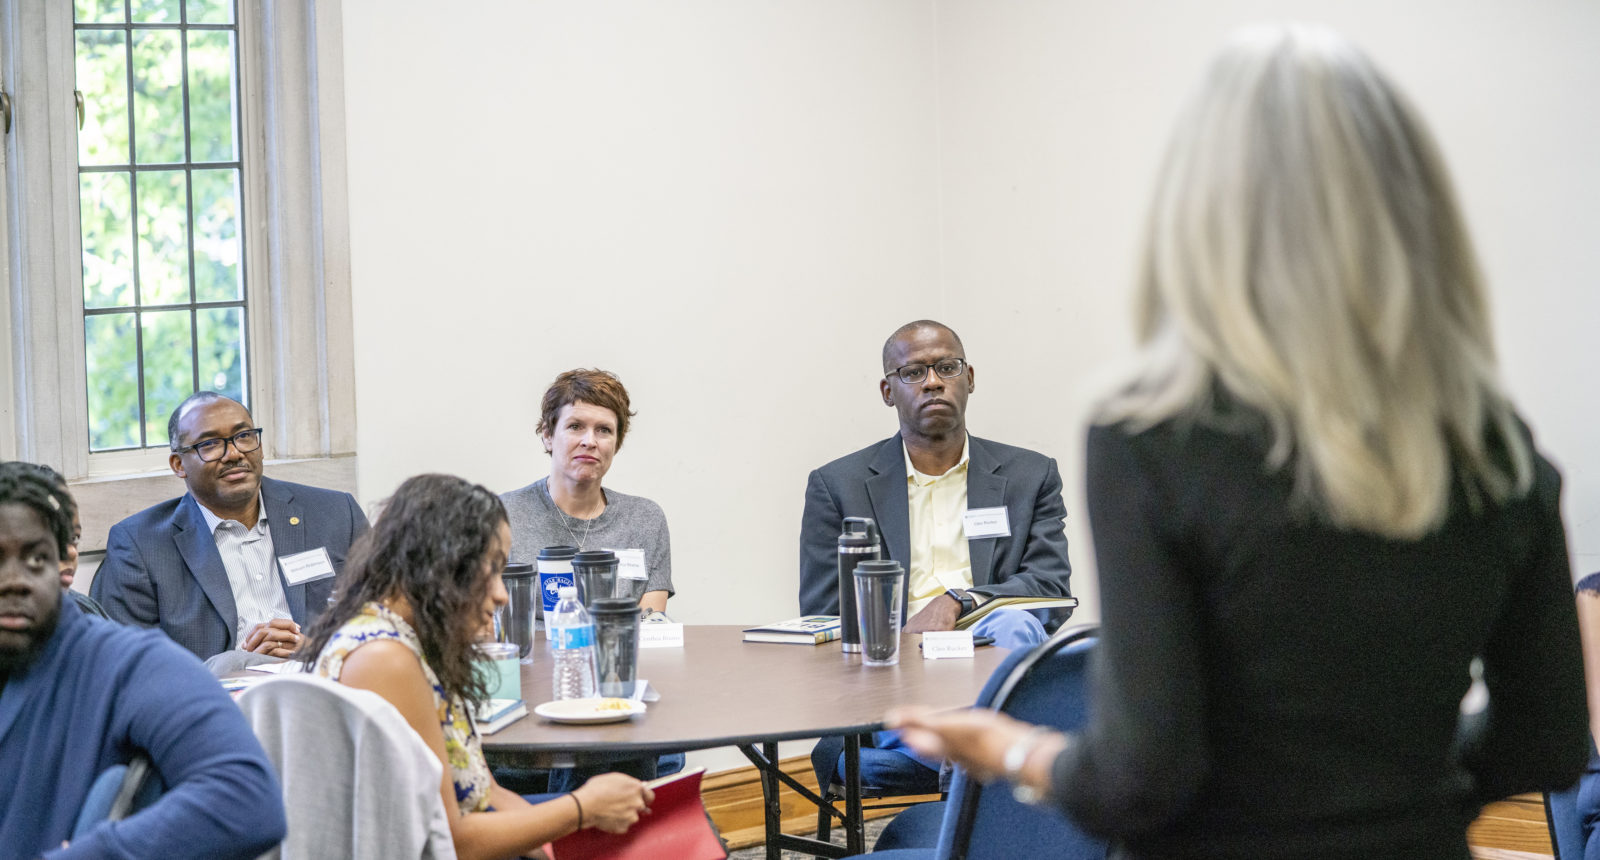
[557,586,578,600]
[840,516,880,546]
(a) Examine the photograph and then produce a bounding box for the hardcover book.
[472,698,528,735]
[741,615,842,645]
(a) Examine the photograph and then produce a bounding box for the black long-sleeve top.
[1054,417,1587,860]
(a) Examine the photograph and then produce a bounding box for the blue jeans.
[1576,747,1600,860]
[544,752,687,793]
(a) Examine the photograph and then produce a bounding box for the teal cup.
[474,641,521,701]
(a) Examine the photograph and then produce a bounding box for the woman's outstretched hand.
[887,706,1066,788]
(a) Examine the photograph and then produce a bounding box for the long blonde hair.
[1098,23,1531,538]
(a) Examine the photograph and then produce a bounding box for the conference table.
[483,625,1010,859]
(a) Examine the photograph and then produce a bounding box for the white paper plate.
[533,697,647,724]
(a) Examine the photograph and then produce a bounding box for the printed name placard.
[279,547,335,585]
[963,507,1011,539]
[922,630,976,660]
[640,622,685,649]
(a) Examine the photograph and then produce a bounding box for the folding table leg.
[737,742,854,860]
[843,734,865,855]
[761,741,783,860]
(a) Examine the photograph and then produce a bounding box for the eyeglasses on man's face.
[886,357,967,385]
[175,428,264,462]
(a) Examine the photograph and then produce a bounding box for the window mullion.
[1,1,91,477]
[236,0,276,458]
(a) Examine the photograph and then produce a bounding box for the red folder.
[547,767,726,860]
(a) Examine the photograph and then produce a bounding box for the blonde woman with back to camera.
[890,23,1587,860]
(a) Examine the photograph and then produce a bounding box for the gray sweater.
[500,477,674,603]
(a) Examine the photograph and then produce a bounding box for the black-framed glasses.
[175,428,264,462]
[886,357,967,385]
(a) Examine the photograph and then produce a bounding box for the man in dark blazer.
[92,393,368,662]
[799,320,1073,629]
[799,320,1073,794]
[799,435,1074,618]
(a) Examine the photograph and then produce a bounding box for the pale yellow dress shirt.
[904,437,975,615]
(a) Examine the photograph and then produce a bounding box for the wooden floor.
[701,754,938,850]
[1470,795,1553,859]
[704,759,1558,857]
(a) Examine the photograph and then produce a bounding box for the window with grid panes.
[74,0,247,452]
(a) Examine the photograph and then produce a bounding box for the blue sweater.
[0,597,286,859]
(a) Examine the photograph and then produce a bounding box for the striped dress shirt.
[198,496,292,643]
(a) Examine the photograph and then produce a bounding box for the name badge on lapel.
[610,548,648,581]
[963,507,1010,539]
[279,547,336,585]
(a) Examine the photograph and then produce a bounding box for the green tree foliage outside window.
[75,0,246,452]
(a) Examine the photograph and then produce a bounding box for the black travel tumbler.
[853,559,905,666]
[590,597,642,698]
[837,517,881,654]
[499,561,537,661]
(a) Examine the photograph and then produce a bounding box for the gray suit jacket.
[92,477,369,660]
[798,434,1073,615]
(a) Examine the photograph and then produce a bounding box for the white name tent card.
[640,622,685,649]
[921,630,976,660]
[247,660,309,674]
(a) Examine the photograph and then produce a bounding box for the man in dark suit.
[92,393,368,662]
[799,320,1073,793]
[800,320,1073,629]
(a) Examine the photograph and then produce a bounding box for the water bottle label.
[553,623,593,650]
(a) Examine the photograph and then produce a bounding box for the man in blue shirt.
[0,461,286,859]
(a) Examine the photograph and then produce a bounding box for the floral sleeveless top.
[313,602,491,815]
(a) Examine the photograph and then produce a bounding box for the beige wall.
[340,0,1600,637]
[342,1,946,627]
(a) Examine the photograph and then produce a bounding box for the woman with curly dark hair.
[299,473,652,860]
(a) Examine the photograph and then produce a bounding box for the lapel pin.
[290,516,301,525]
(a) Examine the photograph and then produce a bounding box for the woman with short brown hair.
[503,368,673,614]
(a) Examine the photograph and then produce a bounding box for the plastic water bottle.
[548,586,597,700]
